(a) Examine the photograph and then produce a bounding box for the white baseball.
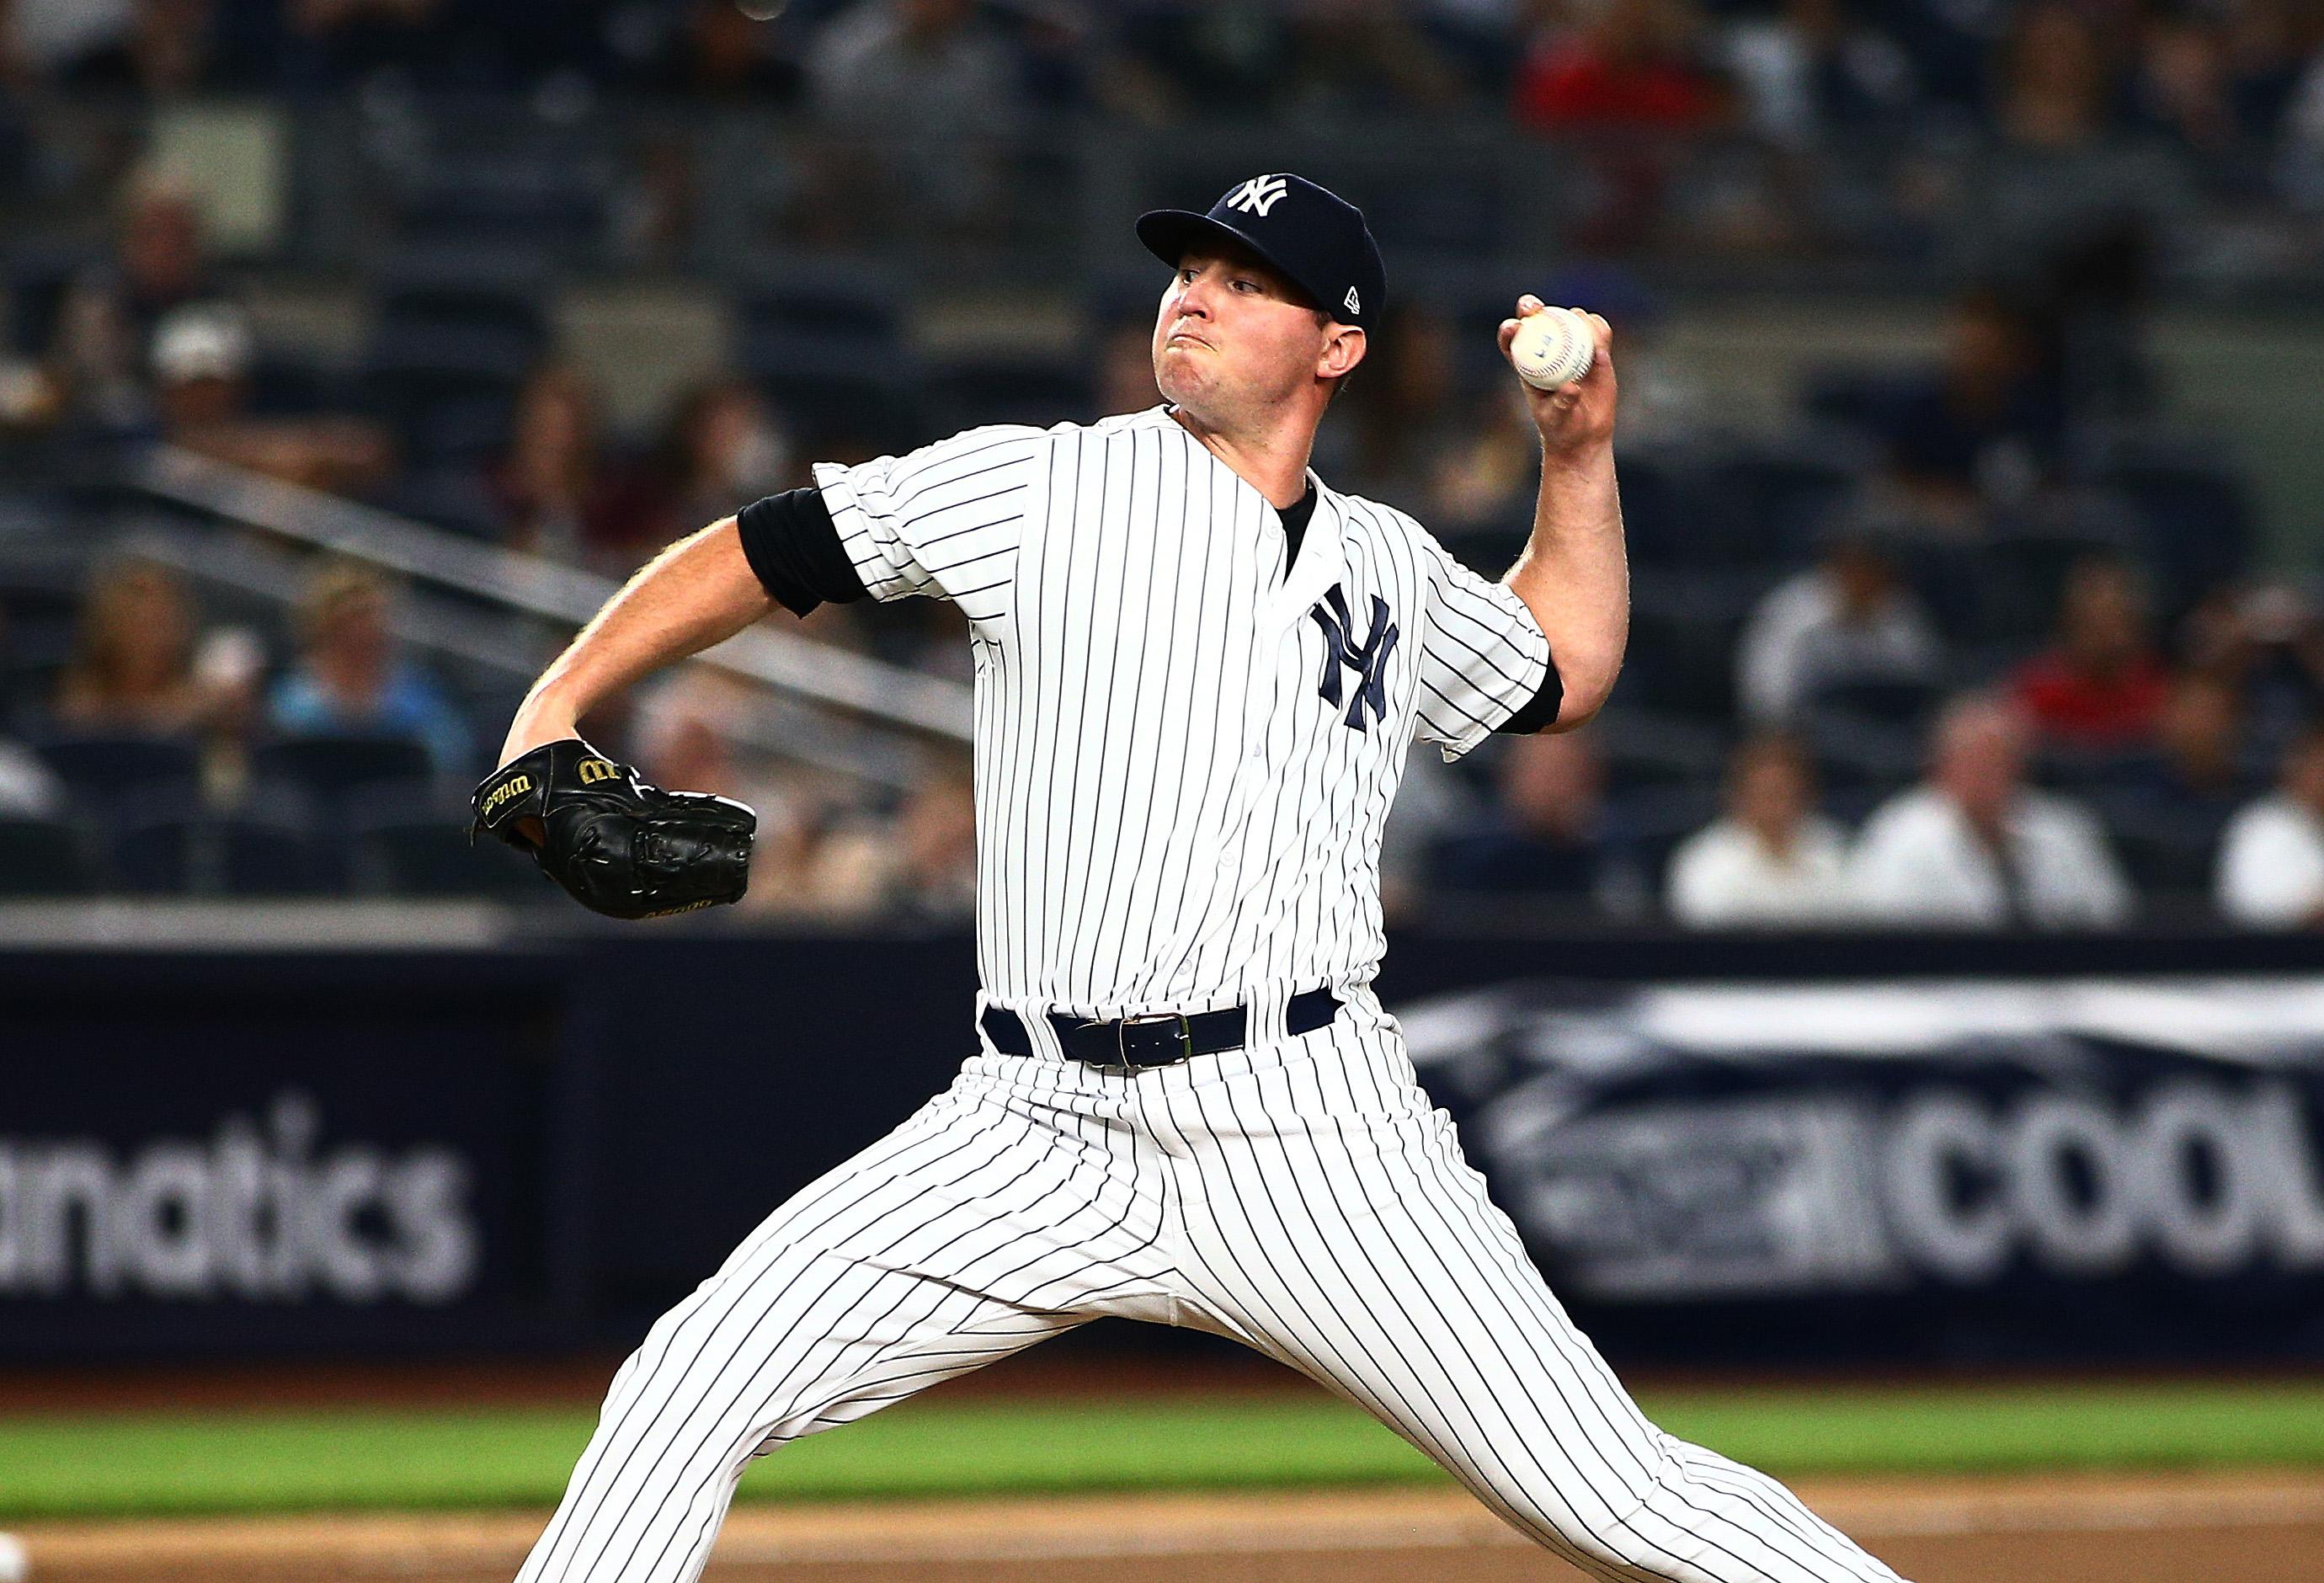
[0,1532,29,1582]
[1509,306,1594,392]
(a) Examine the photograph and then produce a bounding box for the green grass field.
[5,1381,2322,1522]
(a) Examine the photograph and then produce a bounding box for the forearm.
[1506,443,1627,731]
[501,517,771,761]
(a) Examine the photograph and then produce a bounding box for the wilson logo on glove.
[476,773,533,819]
[470,738,756,920]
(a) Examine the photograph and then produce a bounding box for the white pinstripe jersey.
[814,404,1553,1019]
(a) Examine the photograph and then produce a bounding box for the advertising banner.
[0,952,578,1356]
[1401,977,2324,1362]
[9,935,2324,1363]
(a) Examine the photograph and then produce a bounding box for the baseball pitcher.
[477,173,1911,1583]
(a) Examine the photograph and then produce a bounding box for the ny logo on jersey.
[1226,174,1289,216]
[1310,586,1399,733]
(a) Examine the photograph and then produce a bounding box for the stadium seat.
[347,784,541,898]
[1895,536,1986,642]
[2032,743,2151,795]
[110,785,328,896]
[377,465,507,540]
[1625,573,1752,722]
[245,349,349,419]
[4,243,99,361]
[1623,784,1723,898]
[0,652,67,730]
[1974,500,2145,648]
[0,574,78,630]
[1361,169,1506,257]
[365,316,543,397]
[250,735,437,812]
[376,243,553,336]
[0,814,100,895]
[1820,782,1890,829]
[738,264,904,344]
[925,354,1094,433]
[1799,365,1918,443]
[733,261,923,449]
[1807,675,1943,729]
[742,331,925,455]
[2091,461,2253,612]
[1800,711,1921,794]
[1,573,82,690]
[2092,792,2226,898]
[1701,436,1872,569]
[402,391,519,469]
[361,303,543,452]
[1588,708,1727,793]
[1607,445,1704,572]
[0,589,75,726]
[29,733,204,813]
[399,157,608,259]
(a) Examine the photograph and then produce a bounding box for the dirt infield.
[15,1470,2324,1582]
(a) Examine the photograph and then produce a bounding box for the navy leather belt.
[981,989,1341,1072]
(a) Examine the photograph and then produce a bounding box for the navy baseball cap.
[1136,173,1385,330]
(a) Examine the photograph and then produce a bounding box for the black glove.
[471,738,756,919]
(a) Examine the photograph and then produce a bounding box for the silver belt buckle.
[1111,1011,1197,1074]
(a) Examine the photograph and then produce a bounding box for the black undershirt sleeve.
[1495,652,1565,734]
[733,487,870,617]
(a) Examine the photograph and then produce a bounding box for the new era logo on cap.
[1134,172,1387,329]
[1227,174,1290,216]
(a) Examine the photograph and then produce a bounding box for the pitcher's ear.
[1322,324,1366,379]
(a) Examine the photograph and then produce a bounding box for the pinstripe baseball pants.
[516,997,1908,1583]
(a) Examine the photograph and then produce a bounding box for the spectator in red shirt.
[1513,0,1722,247]
[1514,0,1719,131]
[2012,554,2170,751]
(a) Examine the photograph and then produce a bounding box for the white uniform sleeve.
[811,424,1047,622]
[1410,531,1557,760]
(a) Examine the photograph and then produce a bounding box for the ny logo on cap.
[1226,174,1289,216]
[1343,287,1361,315]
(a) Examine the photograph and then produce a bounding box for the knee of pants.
[1511,1457,1706,1579]
[1550,1506,1666,1579]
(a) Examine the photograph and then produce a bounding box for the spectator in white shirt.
[2216,727,2324,929]
[1666,733,1851,928]
[0,737,61,816]
[1851,694,2131,929]
[1735,516,1943,724]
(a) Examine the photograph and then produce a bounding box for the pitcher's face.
[1153,246,1344,420]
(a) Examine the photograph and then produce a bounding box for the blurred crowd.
[7,211,2324,928]
[3,0,2324,927]
[0,544,991,918]
[2,0,2323,262]
[0,0,2318,152]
